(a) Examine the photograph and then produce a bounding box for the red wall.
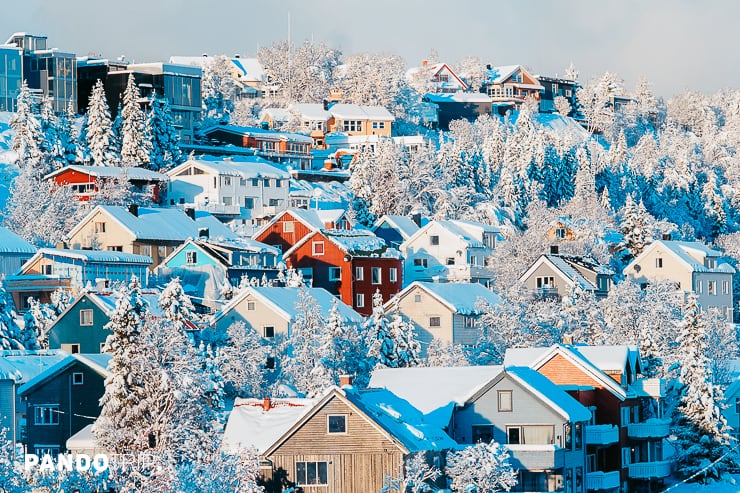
[255,212,316,252]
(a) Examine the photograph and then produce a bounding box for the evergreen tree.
[59,101,85,165]
[158,277,195,332]
[218,322,269,398]
[672,294,732,482]
[147,97,182,170]
[446,442,518,493]
[619,194,651,259]
[120,73,152,167]
[38,97,66,170]
[85,79,117,166]
[0,283,23,350]
[365,292,421,369]
[9,80,44,175]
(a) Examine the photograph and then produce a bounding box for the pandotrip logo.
[24,453,109,473]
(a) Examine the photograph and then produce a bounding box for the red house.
[44,165,169,203]
[283,229,402,316]
[253,208,351,253]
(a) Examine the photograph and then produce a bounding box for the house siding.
[48,296,110,354]
[255,213,316,253]
[214,292,290,338]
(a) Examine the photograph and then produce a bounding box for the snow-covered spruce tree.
[120,73,152,168]
[38,96,66,171]
[218,321,269,398]
[200,54,240,124]
[618,194,651,260]
[146,97,182,170]
[175,448,263,493]
[381,452,441,493]
[365,292,421,369]
[0,432,28,492]
[9,80,44,174]
[60,101,86,165]
[317,299,368,385]
[23,297,56,349]
[158,277,195,332]
[446,442,518,493]
[0,283,23,350]
[672,293,733,482]
[85,79,118,166]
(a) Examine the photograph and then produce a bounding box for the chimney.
[411,213,422,227]
[263,397,271,411]
[198,227,209,239]
[486,64,492,70]
[662,233,671,241]
[422,59,428,68]
[339,375,354,388]
[184,207,196,221]
[550,245,559,255]
[563,334,574,345]
[128,204,139,217]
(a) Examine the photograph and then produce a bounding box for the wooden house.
[202,125,313,170]
[0,226,36,278]
[44,165,169,203]
[406,61,468,94]
[480,64,544,113]
[252,208,351,255]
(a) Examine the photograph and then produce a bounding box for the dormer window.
[555,227,566,239]
[705,257,717,269]
[655,257,663,268]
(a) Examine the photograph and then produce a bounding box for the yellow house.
[327,103,394,137]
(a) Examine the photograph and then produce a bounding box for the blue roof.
[506,366,592,422]
[0,350,68,382]
[18,353,111,395]
[0,226,36,254]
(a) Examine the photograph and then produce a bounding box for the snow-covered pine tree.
[38,97,65,171]
[381,452,441,493]
[672,293,732,482]
[9,80,44,175]
[60,101,85,165]
[120,73,152,168]
[0,283,23,350]
[85,79,118,166]
[218,322,269,398]
[425,339,470,367]
[146,97,182,170]
[366,292,421,369]
[446,442,518,493]
[158,277,195,332]
[619,194,651,260]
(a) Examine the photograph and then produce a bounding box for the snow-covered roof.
[322,229,389,255]
[0,350,68,382]
[372,215,420,241]
[393,281,500,315]
[169,56,265,82]
[260,108,292,122]
[484,65,543,89]
[203,124,313,144]
[328,104,395,121]
[68,206,239,243]
[214,286,363,327]
[558,254,615,276]
[222,397,317,453]
[626,239,735,276]
[576,345,639,373]
[315,209,348,226]
[405,220,494,249]
[448,219,500,236]
[346,388,459,452]
[506,366,591,422]
[359,105,395,121]
[290,103,331,121]
[44,165,169,182]
[288,180,352,209]
[423,93,491,103]
[18,353,111,396]
[169,156,291,180]
[23,248,152,268]
[518,254,598,292]
[368,366,504,427]
[251,208,325,241]
[0,226,36,254]
[92,291,166,319]
[66,424,97,452]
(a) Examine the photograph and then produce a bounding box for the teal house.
[47,292,114,354]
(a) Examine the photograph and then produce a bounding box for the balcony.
[586,470,620,491]
[505,444,564,470]
[585,424,619,446]
[627,419,670,440]
[628,460,671,479]
[533,287,560,300]
[194,202,241,216]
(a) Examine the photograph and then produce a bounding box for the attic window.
[79,309,94,326]
[430,235,440,246]
[327,415,347,434]
[312,241,325,256]
[555,227,566,239]
[263,326,275,338]
[94,222,106,233]
[186,251,198,264]
[498,390,513,412]
[72,372,84,385]
[283,221,295,233]
[655,258,663,268]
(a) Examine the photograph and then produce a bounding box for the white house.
[400,220,499,286]
[167,156,291,225]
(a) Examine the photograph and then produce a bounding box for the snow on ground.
[663,475,740,492]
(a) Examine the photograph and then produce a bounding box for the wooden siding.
[214,292,290,338]
[255,213,316,252]
[0,382,15,443]
[48,295,110,354]
[267,396,404,493]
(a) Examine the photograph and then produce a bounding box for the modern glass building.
[0,44,22,112]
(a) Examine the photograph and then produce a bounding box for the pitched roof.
[45,165,169,182]
[168,157,291,179]
[67,206,239,243]
[505,366,591,422]
[626,239,735,275]
[391,281,500,315]
[0,350,69,382]
[518,254,598,292]
[251,208,326,240]
[213,286,363,328]
[203,124,313,144]
[372,215,420,241]
[18,353,111,396]
[290,103,331,121]
[0,226,36,254]
[328,104,395,121]
[21,248,152,271]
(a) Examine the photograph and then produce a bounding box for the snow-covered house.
[505,344,670,492]
[225,386,455,492]
[211,286,362,338]
[157,238,280,311]
[480,64,544,113]
[169,55,266,99]
[166,156,291,224]
[201,124,313,170]
[252,208,351,254]
[722,377,740,441]
[371,214,421,250]
[65,204,238,270]
[623,239,735,320]
[19,353,110,456]
[44,165,169,204]
[518,247,615,300]
[0,226,36,278]
[326,103,395,137]
[422,92,493,130]
[406,61,468,93]
[387,281,499,351]
[369,365,592,492]
[0,350,69,449]
[283,229,403,315]
[400,219,499,286]
[4,249,152,311]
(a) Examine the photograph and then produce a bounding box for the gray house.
[0,226,36,279]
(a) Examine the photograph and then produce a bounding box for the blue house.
[0,226,36,279]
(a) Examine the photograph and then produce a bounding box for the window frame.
[327,414,347,434]
[498,390,513,412]
[329,267,342,281]
[186,250,198,265]
[312,241,325,256]
[72,372,84,385]
[355,266,364,281]
[429,316,441,327]
[79,309,94,326]
[356,293,365,308]
[296,461,329,486]
[263,326,275,338]
[371,267,382,285]
[34,405,60,426]
[430,235,440,246]
[389,268,397,283]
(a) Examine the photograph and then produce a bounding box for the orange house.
[253,208,352,253]
[282,229,402,316]
[203,125,313,170]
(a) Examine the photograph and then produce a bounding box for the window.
[355,266,364,281]
[276,180,282,188]
[244,197,255,209]
[472,425,493,443]
[79,309,93,326]
[464,316,475,328]
[696,280,703,293]
[263,326,275,338]
[564,422,572,449]
[655,257,663,268]
[705,257,717,269]
[724,281,730,295]
[574,422,583,450]
[186,251,198,264]
[263,179,271,187]
[430,235,440,246]
[507,426,521,444]
[35,405,59,425]
[327,414,347,434]
[158,246,167,258]
[43,264,53,275]
[265,356,275,369]
[312,241,325,256]
[94,222,106,233]
[414,294,422,303]
[35,445,60,456]
[72,372,84,385]
[61,343,80,354]
[283,221,295,233]
[251,178,259,187]
[498,390,512,412]
[536,276,555,289]
[342,120,362,132]
[247,301,256,311]
[413,258,428,268]
[429,316,441,327]
[622,447,631,466]
[222,176,232,186]
[371,267,382,284]
[389,268,397,283]
[446,257,455,265]
[621,406,631,427]
[296,461,328,486]
[356,293,365,308]
[222,196,233,206]
[735,397,740,414]
[708,280,717,295]
[555,227,566,239]
[329,267,341,280]
[268,198,282,207]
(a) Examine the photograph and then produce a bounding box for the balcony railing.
[505,444,564,470]
[628,460,672,479]
[585,424,619,446]
[586,470,620,491]
[627,419,670,439]
[194,202,241,216]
